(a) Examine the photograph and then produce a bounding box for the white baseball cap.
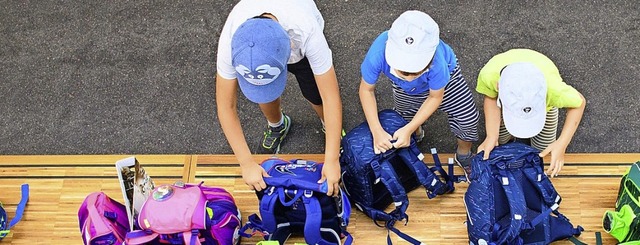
[385,10,440,73]
[498,62,548,139]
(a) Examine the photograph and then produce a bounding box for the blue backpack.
[339,109,458,244]
[0,184,29,240]
[240,158,353,245]
[464,142,583,245]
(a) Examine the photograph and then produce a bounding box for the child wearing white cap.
[215,0,343,196]
[476,49,586,177]
[359,10,480,179]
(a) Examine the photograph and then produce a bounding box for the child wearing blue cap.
[215,0,342,196]
[359,10,480,180]
[476,49,586,177]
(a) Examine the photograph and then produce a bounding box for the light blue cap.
[231,18,291,104]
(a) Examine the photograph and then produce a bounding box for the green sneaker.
[261,114,291,154]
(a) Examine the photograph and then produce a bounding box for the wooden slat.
[0,155,190,179]
[0,155,190,165]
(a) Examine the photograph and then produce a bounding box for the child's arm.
[477,96,502,159]
[391,87,444,149]
[314,66,343,197]
[359,78,393,154]
[215,73,269,191]
[540,92,586,177]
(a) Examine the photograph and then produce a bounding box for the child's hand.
[241,163,270,191]
[372,129,393,154]
[318,161,341,197]
[391,126,412,149]
[539,141,567,177]
[477,138,499,160]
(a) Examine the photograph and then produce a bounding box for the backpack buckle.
[267,186,276,196]
[304,190,313,198]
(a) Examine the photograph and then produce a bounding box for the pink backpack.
[125,182,241,245]
[78,192,130,245]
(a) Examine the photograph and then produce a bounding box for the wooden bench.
[1,153,639,244]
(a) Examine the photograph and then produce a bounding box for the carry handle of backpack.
[9,184,29,228]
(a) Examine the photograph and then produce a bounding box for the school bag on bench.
[603,161,640,244]
[125,182,241,245]
[339,109,457,245]
[79,191,131,244]
[0,184,29,240]
[239,158,353,245]
[464,142,584,245]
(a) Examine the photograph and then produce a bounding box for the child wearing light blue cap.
[215,0,342,196]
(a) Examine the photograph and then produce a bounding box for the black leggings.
[287,57,322,105]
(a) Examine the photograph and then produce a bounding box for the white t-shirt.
[216,0,333,80]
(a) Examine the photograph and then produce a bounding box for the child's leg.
[258,98,284,124]
[439,64,479,153]
[498,120,514,145]
[531,107,559,151]
[288,57,324,120]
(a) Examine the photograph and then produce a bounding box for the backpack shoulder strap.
[301,191,352,245]
[257,186,285,236]
[377,160,424,245]
[493,170,526,244]
[520,154,562,208]
[395,146,453,199]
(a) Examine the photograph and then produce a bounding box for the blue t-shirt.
[360,31,458,95]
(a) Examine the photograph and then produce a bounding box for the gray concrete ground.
[0,1,638,154]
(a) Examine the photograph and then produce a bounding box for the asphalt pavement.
[0,1,638,154]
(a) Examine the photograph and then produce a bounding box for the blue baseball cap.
[231,18,291,104]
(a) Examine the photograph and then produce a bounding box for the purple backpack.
[125,182,241,245]
[78,192,130,245]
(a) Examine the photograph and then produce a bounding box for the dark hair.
[252,15,272,20]
[253,12,276,20]
[398,59,432,76]
[398,70,424,76]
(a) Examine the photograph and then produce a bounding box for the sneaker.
[454,151,474,182]
[262,114,291,154]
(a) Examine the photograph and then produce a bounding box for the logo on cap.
[523,107,532,113]
[405,37,414,45]
[235,64,282,86]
